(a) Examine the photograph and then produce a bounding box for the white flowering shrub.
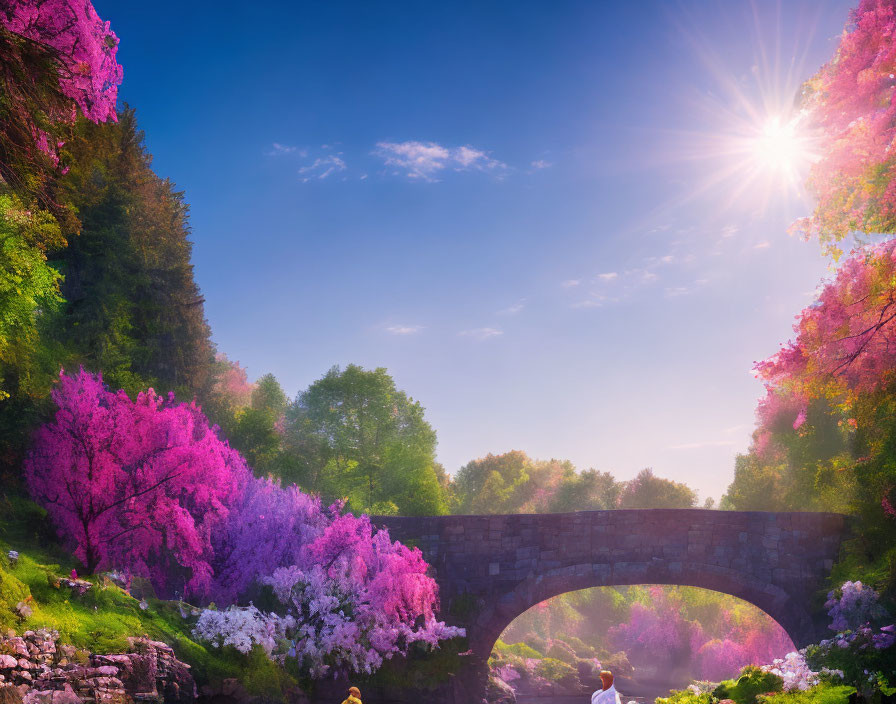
[193,605,295,655]
[761,650,843,692]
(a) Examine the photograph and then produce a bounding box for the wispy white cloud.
[597,272,619,282]
[620,268,658,284]
[266,143,305,157]
[720,224,739,239]
[754,241,771,249]
[530,159,552,170]
[664,286,691,297]
[561,279,581,288]
[299,155,347,182]
[373,141,505,181]
[571,299,604,309]
[385,325,423,336]
[459,327,503,340]
[668,439,737,450]
[497,302,525,315]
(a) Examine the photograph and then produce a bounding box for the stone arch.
[375,510,849,703]
[473,567,809,659]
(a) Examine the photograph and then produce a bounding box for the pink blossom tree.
[753,240,896,420]
[24,369,250,597]
[0,0,122,123]
[262,513,463,677]
[0,0,122,194]
[795,0,896,256]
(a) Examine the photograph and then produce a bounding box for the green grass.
[0,494,297,699]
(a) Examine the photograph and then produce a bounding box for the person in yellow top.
[341,686,362,704]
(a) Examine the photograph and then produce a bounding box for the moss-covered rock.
[712,666,785,704]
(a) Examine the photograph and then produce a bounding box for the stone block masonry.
[374,509,849,704]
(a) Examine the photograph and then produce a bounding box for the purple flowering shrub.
[197,490,465,678]
[804,581,895,696]
[824,581,888,632]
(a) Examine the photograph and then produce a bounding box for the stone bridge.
[374,509,849,703]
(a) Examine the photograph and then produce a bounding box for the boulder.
[0,686,23,704]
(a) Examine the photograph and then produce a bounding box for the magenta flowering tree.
[0,0,122,200]
[754,241,896,408]
[697,638,750,681]
[0,0,122,124]
[264,532,459,677]
[795,0,896,256]
[24,369,250,597]
[609,591,703,670]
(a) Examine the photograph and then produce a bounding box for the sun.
[750,113,814,177]
[673,106,821,214]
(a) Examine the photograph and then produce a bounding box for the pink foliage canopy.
[753,239,896,442]
[609,587,792,681]
[210,353,254,412]
[25,369,251,597]
[0,0,122,124]
[263,515,462,676]
[795,0,896,253]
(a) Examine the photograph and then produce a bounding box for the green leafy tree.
[0,193,64,400]
[49,108,214,397]
[453,451,535,514]
[281,364,446,515]
[228,373,288,475]
[618,468,697,509]
[454,451,622,514]
[547,468,620,512]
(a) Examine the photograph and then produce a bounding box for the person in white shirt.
[591,670,622,704]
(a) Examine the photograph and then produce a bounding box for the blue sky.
[97,0,855,501]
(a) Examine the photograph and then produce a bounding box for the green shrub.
[712,666,785,704]
[546,639,578,664]
[656,689,714,704]
[494,639,543,659]
[565,635,597,658]
[759,684,856,704]
[535,657,580,688]
[525,634,547,653]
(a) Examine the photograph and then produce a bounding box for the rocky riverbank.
[0,630,195,704]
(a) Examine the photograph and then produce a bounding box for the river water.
[515,676,678,704]
[516,697,655,704]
